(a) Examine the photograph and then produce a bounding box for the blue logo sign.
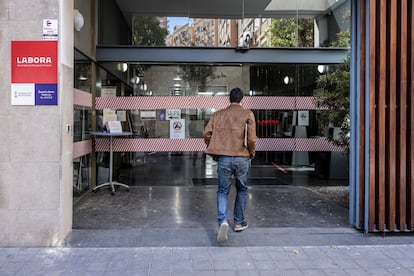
[35,83,58,105]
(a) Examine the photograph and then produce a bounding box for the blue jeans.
[216,156,251,226]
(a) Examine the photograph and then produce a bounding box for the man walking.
[203,87,257,242]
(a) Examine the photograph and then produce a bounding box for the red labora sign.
[11,41,58,83]
[11,41,58,105]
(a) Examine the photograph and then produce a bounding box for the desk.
[91,131,132,194]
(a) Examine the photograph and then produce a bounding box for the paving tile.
[215,271,236,276]
[278,268,303,276]
[171,259,191,271]
[85,261,108,272]
[148,270,170,276]
[235,271,260,276]
[149,258,170,272]
[249,252,272,261]
[125,270,147,276]
[192,258,214,270]
[233,259,256,270]
[252,260,277,270]
[213,259,235,270]
[257,270,281,276]
[320,269,349,276]
[386,268,414,276]
[106,260,129,271]
[273,260,298,270]
[193,271,215,276]
[302,269,326,276]
[2,243,414,275]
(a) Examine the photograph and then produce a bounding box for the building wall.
[75,0,96,58]
[98,0,131,45]
[0,0,73,246]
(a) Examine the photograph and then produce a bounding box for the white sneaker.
[217,221,229,242]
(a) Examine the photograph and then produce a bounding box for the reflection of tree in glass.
[314,9,351,150]
[314,53,350,151]
[133,16,168,46]
[329,9,351,48]
[178,65,225,90]
[269,18,314,47]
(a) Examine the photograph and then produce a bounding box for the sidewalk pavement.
[1,244,414,275]
[1,228,414,275]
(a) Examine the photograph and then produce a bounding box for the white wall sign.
[43,19,58,40]
[170,119,185,139]
[166,109,181,120]
[103,109,117,124]
[298,110,309,126]
[140,110,156,119]
[116,110,126,121]
[101,86,117,97]
[11,83,35,105]
[107,121,123,133]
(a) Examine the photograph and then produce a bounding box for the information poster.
[170,119,185,139]
[298,110,309,126]
[11,40,58,105]
[42,19,58,40]
[140,110,156,120]
[103,109,117,124]
[107,121,123,133]
[101,86,117,97]
[166,109,181,120]
[116,110,127,121]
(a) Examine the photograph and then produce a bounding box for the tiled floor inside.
[69,152,356,247]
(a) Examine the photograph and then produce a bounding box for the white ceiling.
[114,0,271,19]
[114,0,344,27]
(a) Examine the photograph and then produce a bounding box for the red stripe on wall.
[73,140,92,158]
[74,88,92,108]
[94,137,344,152]
[96,96,324,110]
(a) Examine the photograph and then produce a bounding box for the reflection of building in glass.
[244,18,273,47]
[167,18,276,47]
[192,19,217,46]
[167,23,192,46]
[167,19,218,46]
[217,19,238,46]
[166,3,349,48]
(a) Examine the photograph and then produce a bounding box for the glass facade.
[74,0,351,196]
[131,1,350,49]
[89,62,348,187]
[73,53,93,197]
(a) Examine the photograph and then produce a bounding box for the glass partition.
[132,0,350,48]
[90,0,351,189]
[73,51,93,197]
[73,50,135,197]
[94,61,349,186]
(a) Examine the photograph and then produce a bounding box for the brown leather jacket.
[204,103,257,159]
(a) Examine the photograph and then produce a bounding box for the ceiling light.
[283,76,292,85]
[318,65,326,74]
[74,9,84,32]
[117,63,128,72]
